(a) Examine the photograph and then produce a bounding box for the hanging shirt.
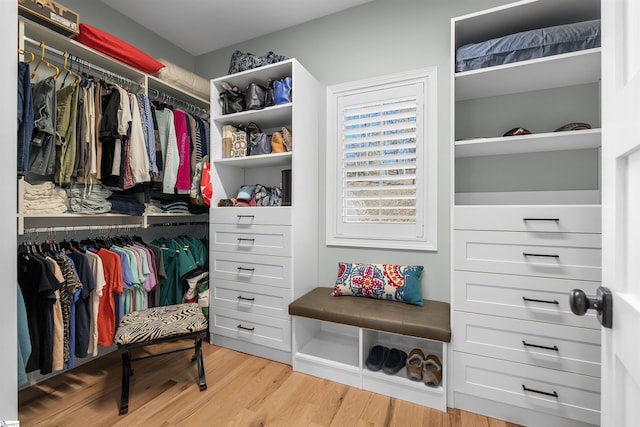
[155,108,179,193]
[172,109,192,194]
[128,93,151,184]
[54,82,80,184]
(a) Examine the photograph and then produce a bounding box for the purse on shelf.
[238,122,271,156]
[245,82,266,110]
[265,79,276,107]
[219,81,245,115]
[271,131,286,153]
[228,50,289,74]
[274,77,292,104]
[282,127,292,151]
[230,129,248,157]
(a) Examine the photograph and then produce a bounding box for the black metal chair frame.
[118,329,208,415]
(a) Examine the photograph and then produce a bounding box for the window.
[326,68,438,251]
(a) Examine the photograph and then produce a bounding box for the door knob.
[569,286,613,328]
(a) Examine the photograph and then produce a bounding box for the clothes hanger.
[62,51,82,85]
[30,41,60,80]
[18,48,35,65]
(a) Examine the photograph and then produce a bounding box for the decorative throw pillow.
[331,262,424,306]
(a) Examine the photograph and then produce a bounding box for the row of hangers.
[19,41,81,84]
[18,234,147,256]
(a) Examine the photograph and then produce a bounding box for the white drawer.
[454,230,601,281]
[453,312,600,377]
[210,251,291,288]
[212,224,291,257]
[211,307,291,352]
[453,352,600,425]
[211,206,291,226]
[455,205,601,233]
[212,279,291,319]
[453,271,601,329]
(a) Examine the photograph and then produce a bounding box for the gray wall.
[196,0,516,302]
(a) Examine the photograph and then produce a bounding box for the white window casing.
[326,68,438,251]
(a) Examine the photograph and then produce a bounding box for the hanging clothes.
[18,61,34,178]
[54,82,80,184]
[29,76,57,177]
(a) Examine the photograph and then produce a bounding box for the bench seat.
[288,287,451,342]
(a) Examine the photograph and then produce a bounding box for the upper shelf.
[21,17,145,83]
[213,152,292,168]
[213,103,292,129]
[454,128,601,157]
[455,48,601,101]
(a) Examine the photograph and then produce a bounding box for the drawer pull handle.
[522,384,558,398]
[522,297,559,305]
[237,296,255,302]
[522,218,559,222]
[523,252,560,258]
[522,341,559,351]
[237,238,256,242]
[237,267,255,272]
[237,324,255,332]
[237,215,255,219]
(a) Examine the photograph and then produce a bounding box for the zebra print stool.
[114,303,208,415]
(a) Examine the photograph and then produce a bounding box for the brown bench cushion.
[289,287,451,343]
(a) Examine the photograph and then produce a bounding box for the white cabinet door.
[600,1,640,426]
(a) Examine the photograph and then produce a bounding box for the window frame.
[326,67,438,251]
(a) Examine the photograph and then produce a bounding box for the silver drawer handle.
[237,324,255,332]
[522,218,559,222]
[523,252,560,258]
[237,238,256,243]
[522,297,559,305]
[522,340,559,352]
[237,296,255,302]
[237,267,255,272]
[522,384,558,398]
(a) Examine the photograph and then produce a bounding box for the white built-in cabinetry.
[208,60,319,364]
[451,1,602,426]
[18,18,210,234]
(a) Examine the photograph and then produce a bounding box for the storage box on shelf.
[208,60,319,364]
[451,1,602,426]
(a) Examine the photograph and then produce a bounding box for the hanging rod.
[23,224,143,234]
[23,36,145,89]
[148,87,209,118]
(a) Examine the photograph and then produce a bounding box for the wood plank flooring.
[18,340,522,427]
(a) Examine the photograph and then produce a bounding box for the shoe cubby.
[291,316,448,411]
[361,329,446,411]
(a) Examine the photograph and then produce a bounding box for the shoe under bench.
[288,287,451,411]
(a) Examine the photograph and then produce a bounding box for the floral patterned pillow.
[331,262,424,306]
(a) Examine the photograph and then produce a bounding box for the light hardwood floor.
[19,340,522,427]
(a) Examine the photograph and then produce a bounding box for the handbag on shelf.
[249,132,271,156]
[230,129,248,157]
[238,122,271,156]
[245,82,267,110]
[271,131,287,153]
[219,81,245,115]
[228,50,289,74]
[274,77,292,104]
[282,127,292,151]
[265,80,276,107]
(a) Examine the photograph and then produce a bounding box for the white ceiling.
[101,0,375,56]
